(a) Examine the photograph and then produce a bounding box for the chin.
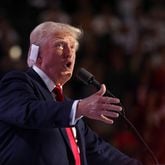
[61,71,72,83]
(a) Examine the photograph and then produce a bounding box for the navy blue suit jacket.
[0,68,142,165]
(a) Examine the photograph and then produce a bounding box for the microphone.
[77,68,115,97]
[76,67,159,165]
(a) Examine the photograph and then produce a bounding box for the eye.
[70,43,78,51]
[55,42,64,50]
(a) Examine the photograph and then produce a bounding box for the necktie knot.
[53,85,64,101]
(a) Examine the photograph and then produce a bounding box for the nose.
[64,45,74,58]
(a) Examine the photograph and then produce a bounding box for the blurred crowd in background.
[0,0,164,164]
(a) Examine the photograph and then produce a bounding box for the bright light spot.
[9,45,22,61]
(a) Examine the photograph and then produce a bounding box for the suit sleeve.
[0,71,74,129]
[81,120,142,165]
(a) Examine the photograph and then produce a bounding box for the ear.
[29,44,39,63]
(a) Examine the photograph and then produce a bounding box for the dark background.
[0,0,165,164]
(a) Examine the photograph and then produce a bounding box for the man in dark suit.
[0,21,142,165]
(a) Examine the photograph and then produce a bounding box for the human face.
[39,33,78,85]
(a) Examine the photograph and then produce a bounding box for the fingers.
[101,102,122,112]
[95,84,106,96]
[100,114,114,124]
[99,97,120,104]
[102,110,119,118]
[98,105,121,124]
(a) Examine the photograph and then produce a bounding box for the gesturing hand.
[76,84,122,124]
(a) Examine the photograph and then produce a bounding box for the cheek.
[42,54,56,68]
[70,54,75,64]
[48,50,61,64]
[73,56,76,64]
[55,49,63,56]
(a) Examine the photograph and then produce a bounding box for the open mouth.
[65,61,72,68]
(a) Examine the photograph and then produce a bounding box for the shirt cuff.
[70,100,82,125]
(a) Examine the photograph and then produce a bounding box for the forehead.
[51,32,78,43]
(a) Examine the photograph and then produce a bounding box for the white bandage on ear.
[29,44,39,63]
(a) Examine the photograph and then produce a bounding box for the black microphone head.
[76,68,94,85]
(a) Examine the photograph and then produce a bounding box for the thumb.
[95,84,106,96]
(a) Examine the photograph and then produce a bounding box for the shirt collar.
[32,65,55,92]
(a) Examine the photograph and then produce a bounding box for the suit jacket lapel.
[59,128,71,148]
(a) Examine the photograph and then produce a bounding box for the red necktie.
[53,85,81,165]
[53,85,64,102]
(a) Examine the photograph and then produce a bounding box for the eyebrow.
[53,39,65,42]
[53,38,78,46]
